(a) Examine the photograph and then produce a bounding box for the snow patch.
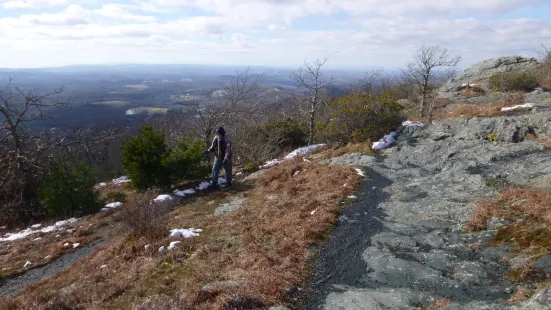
[196,182,210,190]
[73,243,80,248]
[23,261,32,268]
[105,202,122,209]
[402,120,424,128]
[355,168,366,177]
[260,159,280,169]
[347,195,358,199]
[153,194,173,203]
[100,265,107,269]
[31,224,42,228]
[173,189,196,197]
[158,246,165,253]
[168,241,181,250]
[145,244,151,251]
[170,228,202,239]
[372,132,397,151]
[501,103,534,112]
[94,182,107,189]
[64,243,70,247]
[112,176,131,185]
[33,237,42,241]
[310,209,318,215]
[284,144,325,160]
[0,218,78,242]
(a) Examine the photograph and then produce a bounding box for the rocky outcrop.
[305,112,551,309]
[438,56,539,101]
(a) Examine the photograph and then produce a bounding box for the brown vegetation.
[506,288,532,304]
[314,142,373,161]
[429,92,526,121]
[413,298,452,310]
[468,188,551,283]
[1,160,361,309]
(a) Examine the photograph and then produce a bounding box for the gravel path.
[0,238,107,298]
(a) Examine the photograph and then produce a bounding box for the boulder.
[438,56,539,101]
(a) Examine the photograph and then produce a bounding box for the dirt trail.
[0,238,107,299]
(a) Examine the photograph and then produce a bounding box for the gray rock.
[438,56,539,100]
[324,287,430,310]
[214,197,246,215]
[363,247,449,287]
[533,254,551,273]
[243,169,266,181]
[269,307,290,310]
[313,110,551,310]
[517,288,551,309]
[452,261,490,285]
[479,246,511,261]
[323,153,376,167]
[525,89,551,107]
[370,232,418,250]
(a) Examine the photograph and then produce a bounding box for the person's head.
[215,126,226,138]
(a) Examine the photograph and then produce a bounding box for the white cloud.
[231,32,252,48]
[268,24,287,32]
[0,0,549,68]
[2,0,69,8]
[19,4,90,25]
[94,4,156,22]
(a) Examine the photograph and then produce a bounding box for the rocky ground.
[304,112,551,309]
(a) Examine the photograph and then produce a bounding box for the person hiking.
[204,126,232,189]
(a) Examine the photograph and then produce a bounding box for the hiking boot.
[207,183,220,190]
[225,181,232,187]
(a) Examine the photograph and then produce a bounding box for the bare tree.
[403,45,461,117]
[0,79,119,223]
[291,58,333,144]
[175,69,264,146]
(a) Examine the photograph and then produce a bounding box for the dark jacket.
[208,135,232,159]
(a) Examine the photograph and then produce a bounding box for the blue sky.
[0,0,550,69]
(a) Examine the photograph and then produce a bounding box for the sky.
[0,0,550,69]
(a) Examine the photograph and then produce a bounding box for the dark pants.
[212,157,232,184]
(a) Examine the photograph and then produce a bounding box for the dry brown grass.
[430,92,527,121]
[507,288,532,304]
[412,298,452,310]
[460,86,486,98]
[526,133,551,148]
[315,142,373,161]
[120,192,172,240]
[468,188,551,282]
[2,159,361,310]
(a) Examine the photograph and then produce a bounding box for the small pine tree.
[39,163,103,217]
[121,124,171,190]
[163,137,210,183]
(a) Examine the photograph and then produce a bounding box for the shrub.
[39,163,103,217]
[120,193,171,240]
[121,124,171,190]
[162,137,209,183]
[263,118,308,150]
[106,191,127,203]
[319,91,404,143]
[488,71,538,92]
[487,133,497,142]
